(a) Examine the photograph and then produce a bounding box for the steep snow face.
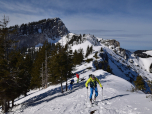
[139,57,152,73]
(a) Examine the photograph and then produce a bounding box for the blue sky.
[0,0,152,50]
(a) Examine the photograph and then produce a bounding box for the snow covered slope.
[2,33,152,114]
[6,66,152,114]
[139,57,152,73]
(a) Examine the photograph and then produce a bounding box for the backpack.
[70,79,74,84]
[90,75,97,88]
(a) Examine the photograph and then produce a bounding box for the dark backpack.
[90,77,97,88]
[70,79,74,84]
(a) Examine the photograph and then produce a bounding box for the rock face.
[100,39,120,48]
[107,39,120,48]
[99,39,127,59]
[9,18,69,48]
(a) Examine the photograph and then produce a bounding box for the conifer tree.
[100,47,103,52]
[0,16,17,112]
[7,51,32,105]
[90,45,93,53]
[22,54,33,96]
[72,48,84,65]
[48,43,74,92]
[80,34,82,43]
[73,50,78,65]
[85,45,90,58]
[134,76,145,91]
[30,44,46,89]
[107,65,112,73]
[0,58,10,112]
[147,80,152,94]
[77,48,84,64]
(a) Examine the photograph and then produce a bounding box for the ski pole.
[87,88,88,100]
[102,87,103,101]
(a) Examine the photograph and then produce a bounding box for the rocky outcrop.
[99,39,127,59]
[117,48,127,59]
[134,50,152,58]
[107,39,120,48]
[9,18,69,48]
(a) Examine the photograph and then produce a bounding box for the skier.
[76,73,79,83]
[68,79,74,90]
[85,74,103,103]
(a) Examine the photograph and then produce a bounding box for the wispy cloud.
[0,1,44,14]
[0,0,152,50]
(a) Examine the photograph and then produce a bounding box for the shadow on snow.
[101,94,129,102]
[14,70,115,110]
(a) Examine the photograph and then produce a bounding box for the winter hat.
[91,75,95,79]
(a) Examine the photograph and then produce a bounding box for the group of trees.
[131,75,146,93]
[132,75,152,95]
[8,17,65,36]
[0,16,33,112]
[68,34,84,46]
[29,41,84,91]
[9,18,58,30]
[73,49,84,65]
[85,45,93,58]
[93,60,112,74]
[0,17,85,112]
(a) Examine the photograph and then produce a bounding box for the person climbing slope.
[68,79,74,90]
[76,73,79,83]
[85,74,103,103]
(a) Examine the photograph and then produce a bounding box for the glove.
[101,87,103,89]
[86,87,88,89]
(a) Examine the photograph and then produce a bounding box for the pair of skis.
[90,100,98,106]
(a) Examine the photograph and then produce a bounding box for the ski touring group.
[68,73,103,106]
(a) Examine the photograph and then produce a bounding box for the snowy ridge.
[58,33,152,86]
[3,33,152,114]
